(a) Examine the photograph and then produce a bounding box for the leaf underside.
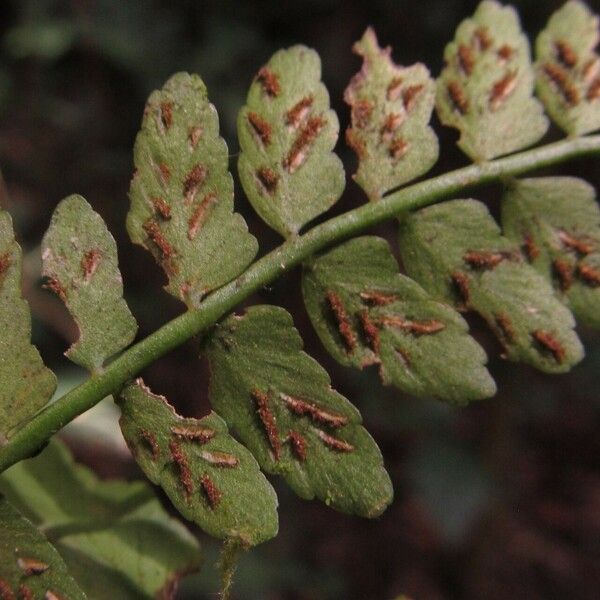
[0,440,201,600]
[302,236,496,404]
[41,194,138,372]
[535,0,600,135]
[344,28,439,201]
[0,210,56,443]
[436,0,548,161]
[502,177,600,328]
[204,305,393,518]
[237,46,345,237]
[0,496,86,600]
[128,72,257,307]
[398,199,584,373]
[119,380,279,547]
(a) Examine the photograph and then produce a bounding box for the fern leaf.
[0,497,86,600]
[0,440,201,599]
[302,236,495,404]
[502,177,600,328]
[0,209,56,443]
[398,199,584,373]
[344,28,438,201]
[41,195,137,372]
[118,380,279,546]
[436,0,548,161]
[535,0,600,135]
[204,305,393,518]
[237,47,345,237]
[128,72,257,307]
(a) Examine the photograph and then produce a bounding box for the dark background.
[1,1,599,598]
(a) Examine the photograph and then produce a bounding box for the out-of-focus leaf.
[119,380,279,547]
[128,73,257,307]
[237,46,345,236]
[502,177,600,328]
[204,305,393,517]
[0,209,56,443]
[0,440,201,600]
[41,195,137,372]
[302,237,495,404]
[436,0,548,161]
[398,199,584,373]
[344,28,438,201]
[3,19,78,61]
[0,496,86,600]
[535,0,600,135]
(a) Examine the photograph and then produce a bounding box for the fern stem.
[1,134,599,473]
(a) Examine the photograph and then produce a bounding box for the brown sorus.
[257,66,280,97]
[81,248,101,281]
[358,309,381,354]
[558,230,594,255]
[281,393,348,429]
[577,263,600,287]
[490,71,518,110]
[286,95,314,127]
[543,63,580,106]
[183,164,207,204]
[345,129,366,159]
[380,113,404,139]
[451,271,470,305]
[188,126,202,148]
[251,389,281,460]
[352,99,374,128]
[389,137,409,160]
[140,428,160,461]
[359,291,397,306]
[143,220,173,259]
[43,277,67,303]
[402,84,424,111]
[17,557,49,576]
[18,587,33,600]
[0,252,10,276]
[473,27,492,51]
[0,578,14,600]
[532,329,566,363]
[464,250,507,270]
[257,166,279,194]
[553,258,574,291]
[288,430,307,462]
[497,44,514,61]
[188,192,217,241]
[386,77,404,102]
[317,430,354,453]
[169,440,194,499]
[447,81,469,114]
[523,234,540,261]
[394,346,411,368]
[582,58,600,83]
[555,40,577,68]
[160,101,173,129]
[285,116,326,173]
[45,593,67,600]
[158,162,171,184]
[200,451,239,468]
[458,44,475,75]
[495,312,515,343]
[152,197,171,220]
[587,77,600,102]
[326,290,357,352]
[378,316,445,336]
[171,424,215,444]
[200,474,222,508]
[247,111,272,145]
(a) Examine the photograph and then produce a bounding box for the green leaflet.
[237,46,345,237]
[535,1,600,136]
[502,177,600,328]
[344,28,438,201]
[398,199,584,373]
[118,380,279,547]
[41,195,137,372]
[0,209,56,443]
[0,440,201,600]
[128,72,257,307]
[0,497,86,600]
[204,305,393,518]
[302,237,495,404]
[436,0,548,161]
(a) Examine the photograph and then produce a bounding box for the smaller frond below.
[42,195,137,372]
